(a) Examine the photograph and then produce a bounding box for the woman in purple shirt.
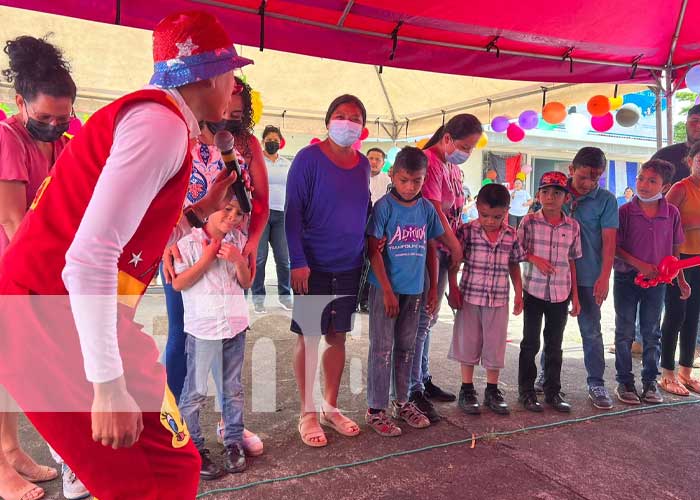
[286,95,370,447]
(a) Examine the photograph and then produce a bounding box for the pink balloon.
[591,113,614,132]
[0,110,6,121]
[67,116,82,136]
[506,123,525,142]
[352,140,362,151]
[310,137,321,145]
[521,165,532,174]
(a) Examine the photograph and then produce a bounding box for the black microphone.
[214,130,252,213]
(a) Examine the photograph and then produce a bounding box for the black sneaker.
[223,442,247,473]
[198,448,225,480]
[409,390,440,422]
[615,383,641,405]
[458,386,481,415]
[641,381,663,404]
[424,377,457,402]
[518,392,543,413]
[484,388,510,415]
[545,392,572,413]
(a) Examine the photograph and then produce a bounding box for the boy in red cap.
[0,11,254,499]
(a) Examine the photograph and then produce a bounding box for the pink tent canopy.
[3,0,698,84]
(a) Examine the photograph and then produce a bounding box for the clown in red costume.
[0,11,260,499]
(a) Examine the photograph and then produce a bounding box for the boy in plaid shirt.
[448,183,524,415]
[517,171,582,413]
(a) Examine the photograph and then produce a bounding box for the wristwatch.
[183,206,205,228]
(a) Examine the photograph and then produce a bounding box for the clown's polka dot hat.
[149,10,253,89]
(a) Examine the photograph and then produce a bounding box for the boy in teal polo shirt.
[538,147,618,409]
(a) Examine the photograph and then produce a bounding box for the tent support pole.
[665,69,675,146]
[651,86,663,150]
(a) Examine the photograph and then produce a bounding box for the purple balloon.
[491,116,509,133]
[696,95,700,105]
[518,110,539,130]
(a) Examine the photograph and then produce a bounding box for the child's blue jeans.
[179,332,246,449]
[613,272,665,385]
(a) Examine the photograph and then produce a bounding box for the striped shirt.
[517,211,582,303]
[456,221,525,307]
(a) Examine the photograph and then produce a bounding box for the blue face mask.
[328,119,362,147]
[445,137,470,164]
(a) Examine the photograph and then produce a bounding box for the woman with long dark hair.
[408,114,483,422]
[0,35,88,500]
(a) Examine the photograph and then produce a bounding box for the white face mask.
[636,192,663,203]
[328,119,362,147]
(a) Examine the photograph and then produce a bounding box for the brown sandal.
[659,376,690,396]
[678,374,700,394]
[298,413,327,448]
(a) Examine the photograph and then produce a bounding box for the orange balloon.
[416,138,429,149]
[587,95,611,117]
[486,169,498,181]
[542,102,566,124]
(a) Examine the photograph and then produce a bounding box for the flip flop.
[320,408,360,437]
[298,413,327,448]
[659,376,690,396]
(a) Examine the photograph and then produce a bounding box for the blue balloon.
[387,146,401,164]
[686,65,700,93]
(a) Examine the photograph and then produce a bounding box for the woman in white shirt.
[509,178,532,228]
[252,125,293,313]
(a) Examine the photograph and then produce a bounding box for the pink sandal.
[320,407,360,437]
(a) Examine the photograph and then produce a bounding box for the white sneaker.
[278,299,293,311]
[62,463,90,500]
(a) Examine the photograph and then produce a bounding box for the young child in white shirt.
[173,200,252,479]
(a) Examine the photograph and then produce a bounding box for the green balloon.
[382,159,392,173]
[481,178,494,186]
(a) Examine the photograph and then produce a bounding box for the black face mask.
[206,119,243,135]
[264,141,280,155]
[390,187,422,203]
[25,117,69,143]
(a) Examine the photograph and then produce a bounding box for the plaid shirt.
[517,211,582,303]
[456,220,525,307]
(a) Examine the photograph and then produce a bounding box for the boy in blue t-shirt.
[364,146,449,436]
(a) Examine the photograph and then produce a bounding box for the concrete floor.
[16,274,700,500]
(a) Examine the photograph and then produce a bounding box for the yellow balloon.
[515,172,526,181]
[476,132,488,149]
[251,90,263,125]
[609,96,623,111]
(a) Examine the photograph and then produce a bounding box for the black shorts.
[290,267,362,336]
